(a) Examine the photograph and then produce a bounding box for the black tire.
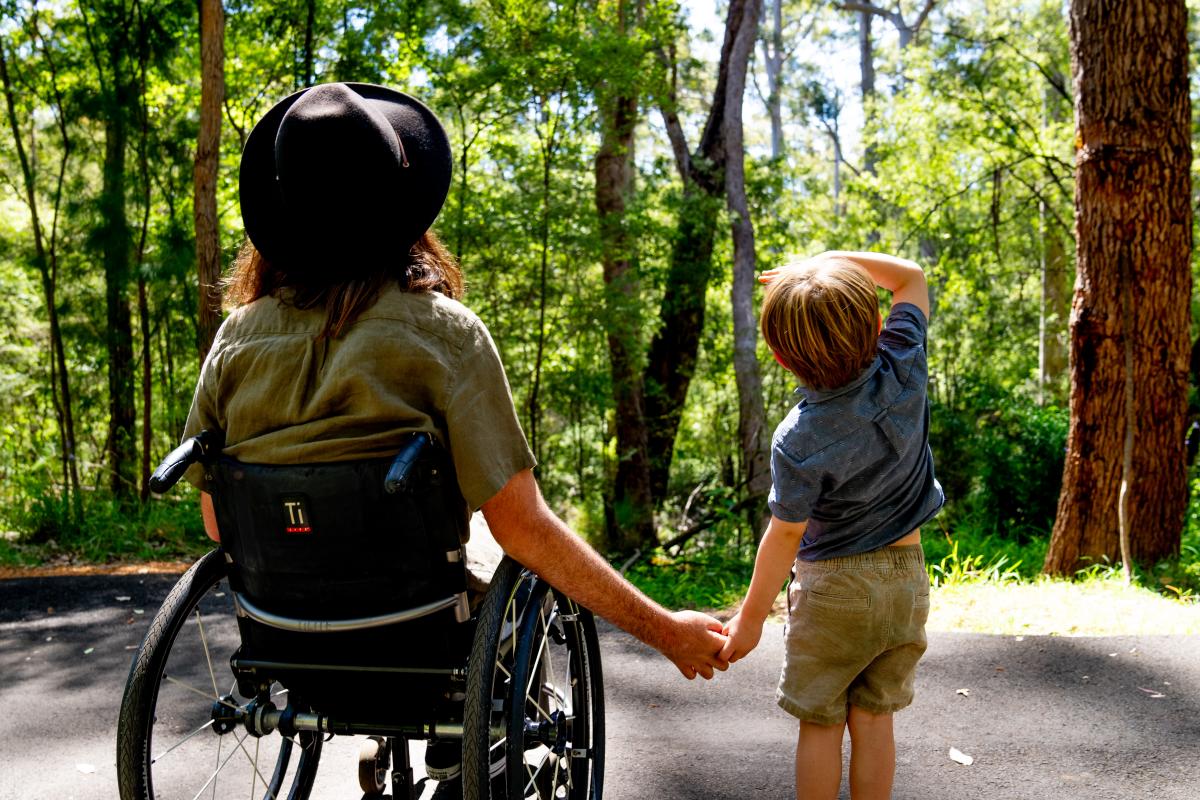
[116,549,323,800]
[462,558,604,800]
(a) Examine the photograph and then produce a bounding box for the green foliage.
[625,533,756,613]
[930,387,1069,543]
[0,0,1194,595]
[0,477,208,565]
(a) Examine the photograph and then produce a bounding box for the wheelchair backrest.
[207,439,469,623]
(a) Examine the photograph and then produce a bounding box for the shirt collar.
[795,358,879,405]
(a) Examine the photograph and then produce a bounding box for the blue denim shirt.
[768,302,945,561]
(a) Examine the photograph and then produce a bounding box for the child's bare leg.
[846,706,895,800]
[795,720,845,800]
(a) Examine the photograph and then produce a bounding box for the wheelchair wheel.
[463,557,604,800]
[116,549,323,800]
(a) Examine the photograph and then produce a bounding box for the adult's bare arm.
[201,491,220,542]
[482,469,729,679]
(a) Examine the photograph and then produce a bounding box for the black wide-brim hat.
[239,82,452,272]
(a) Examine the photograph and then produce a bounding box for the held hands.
[660,609,730,680]
[718,610,763,665]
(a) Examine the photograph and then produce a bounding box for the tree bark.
[195,0,225,362]
[101,64,137,499]
[761,0,785,160]
[857,10,877,175]
[645,0,749,504]
[1039,75,1071,406]
[596,0,654,553]
[1044,0,1191,574]
[724,0,770,510]
[302,0,316,87]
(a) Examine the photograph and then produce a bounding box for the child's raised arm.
[760,251,929,318]
[822,251,929,318]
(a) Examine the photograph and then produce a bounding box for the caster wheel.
[358,735,391,795]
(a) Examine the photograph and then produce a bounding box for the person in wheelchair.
[168,82,727,797]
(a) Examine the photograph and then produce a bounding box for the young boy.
[721,251,944,800]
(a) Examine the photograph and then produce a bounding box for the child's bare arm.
[823,251,929,317]
[720,516,808,663]
[760,252,929,318]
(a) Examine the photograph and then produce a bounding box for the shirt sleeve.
[878,302,928,351]
[444,318,537,510]
[767,442,822,523]
[180,317,232,492]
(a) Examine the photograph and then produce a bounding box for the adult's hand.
[484,470,729,680]
[660,609,730,680]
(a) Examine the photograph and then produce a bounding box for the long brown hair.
[224,230,465,338]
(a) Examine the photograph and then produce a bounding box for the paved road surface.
[2,572,1199,799]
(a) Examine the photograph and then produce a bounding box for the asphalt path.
[2,572,1199,799]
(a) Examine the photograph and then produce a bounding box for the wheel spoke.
[195,609,221,699]
[523,758,540,796]
[163,674,239,709]
[249,737,259,799]
[211,734,223,800]
[524,606,550,696]
[151,718,214,764]
[189,733,245,800]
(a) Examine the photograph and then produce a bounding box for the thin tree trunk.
[1039,76,1071,406]
[645,2,746,503]
[724,0,770,513]
[1044,0,1191,574]
[135,13,153,503]
[137,277,152,502]
[302,0,316,87]
[0,36,80,517]
[761,0,784,160]
[858,11,876,175]
[596,0,654,553]
[527,109,559,464]
[103,100,136,498]
[195,0,225,362]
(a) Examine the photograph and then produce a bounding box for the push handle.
[384,433,432,494]
[149,429,225,494]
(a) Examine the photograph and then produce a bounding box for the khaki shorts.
[777,544,929,726]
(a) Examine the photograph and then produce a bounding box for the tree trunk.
[724,0,770,512]
[0,37,81,515]
[1039,76,1071,406]
[302,0,316,87]
[527,123,557,466]
[762,0,784,160]
[1044,0,1191,574]
[645,0,750,504]
[596,0,654,553]
[1039,200,1070,405]
[101,65,137,499]
[195,0,224,362]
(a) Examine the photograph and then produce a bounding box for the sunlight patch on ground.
[928,579,1200,636]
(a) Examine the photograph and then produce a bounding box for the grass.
[0,489,211,569]
[3,479,1200,639]
[623,517,1200,637]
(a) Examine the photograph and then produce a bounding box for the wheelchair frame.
[115,432,605,800]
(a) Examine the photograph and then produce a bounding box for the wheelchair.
[116,430,604,800]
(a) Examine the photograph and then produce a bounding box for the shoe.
[424,739,462,782]
[429,775,462,800]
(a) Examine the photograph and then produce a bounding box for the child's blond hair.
[761,256,879,390]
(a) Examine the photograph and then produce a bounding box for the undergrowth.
[0,481,209,567]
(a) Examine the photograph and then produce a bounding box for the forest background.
[2,0,1198,612]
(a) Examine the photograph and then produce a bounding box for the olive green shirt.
[181,285,536,513]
